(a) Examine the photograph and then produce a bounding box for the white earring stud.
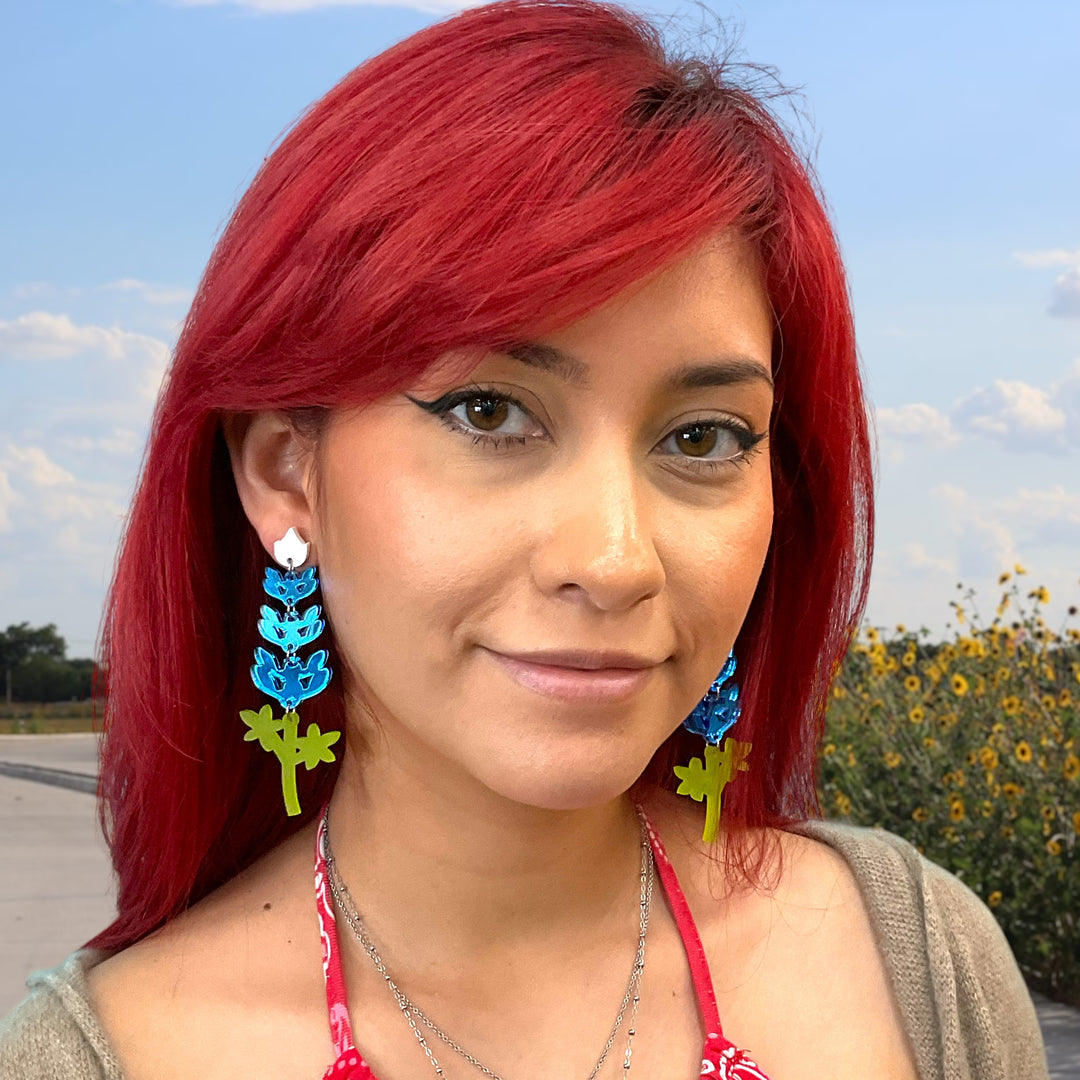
[272,526,310,569]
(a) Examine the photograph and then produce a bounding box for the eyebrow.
[504,341,774,392]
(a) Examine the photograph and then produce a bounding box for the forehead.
[526,232,774,383]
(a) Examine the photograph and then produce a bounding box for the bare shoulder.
[87,824,330,1080]
[641,791,919,1080]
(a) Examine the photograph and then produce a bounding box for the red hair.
[90,0,871,950]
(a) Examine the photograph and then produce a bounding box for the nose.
[530,444,665,613]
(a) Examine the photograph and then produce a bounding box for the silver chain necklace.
[323,808,654,1079]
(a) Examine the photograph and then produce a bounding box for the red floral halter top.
[315,810,773,1079]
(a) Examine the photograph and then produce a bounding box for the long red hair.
[90,0,871,950]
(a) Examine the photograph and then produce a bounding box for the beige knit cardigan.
[0,820,1051,1079]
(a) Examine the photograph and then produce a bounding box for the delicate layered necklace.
[323,808,655,1079]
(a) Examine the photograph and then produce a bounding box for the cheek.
[310,422,518,688]
[664,468,773,657]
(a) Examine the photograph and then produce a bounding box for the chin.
[470,745,652,813]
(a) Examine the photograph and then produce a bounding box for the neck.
[325,718,645,967]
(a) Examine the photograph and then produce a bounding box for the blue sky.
[2,0,1078,655]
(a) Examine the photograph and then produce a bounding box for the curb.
[0,761,98,795]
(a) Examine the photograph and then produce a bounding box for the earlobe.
[222,412,317,562]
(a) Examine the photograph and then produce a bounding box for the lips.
[482,647,666,701]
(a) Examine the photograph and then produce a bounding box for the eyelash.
[411,384,766,474]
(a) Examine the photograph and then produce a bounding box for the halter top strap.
[314,803,770,1080]
[639,811,724,1038]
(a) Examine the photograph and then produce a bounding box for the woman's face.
[311,234,775,810]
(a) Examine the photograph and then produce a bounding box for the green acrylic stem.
[279,710,301,818]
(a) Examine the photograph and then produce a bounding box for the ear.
[222,412,317,565]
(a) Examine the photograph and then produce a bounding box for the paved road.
[2,734,1078,1076]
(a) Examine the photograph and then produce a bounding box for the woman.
[0,2,1048,1077]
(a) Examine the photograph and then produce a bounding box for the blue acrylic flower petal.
[683,650,742,746]
[251,648,332,712]
[262,566,319,606]
[257,604,325,650]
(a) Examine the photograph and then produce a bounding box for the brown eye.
[676,423,718,457]
[464,396,509,431]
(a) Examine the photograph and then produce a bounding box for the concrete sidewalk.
[0,771,115,1017]
[2,735,1078,1073]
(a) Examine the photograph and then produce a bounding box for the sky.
[2,0,1078,657]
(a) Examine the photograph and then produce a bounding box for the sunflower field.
[819,569,1079,1005]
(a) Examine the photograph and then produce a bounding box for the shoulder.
[85,822,329,1080]
[0,950,123,1080]
[789,819,1050,1079]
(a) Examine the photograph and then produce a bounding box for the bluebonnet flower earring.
[673,650,752,843]
[240,527,340,816]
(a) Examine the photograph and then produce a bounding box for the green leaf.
[239,704,284,753]
[297,723,341,770]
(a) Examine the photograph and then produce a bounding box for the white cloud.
[952,379,1067,451]
[99,278,194,307]
[0,310,169,406]
[1049,266,1080,319]
[930,482,1019,579]
[0,445,127,535]
[1013,246,1080,319]
[59,429,142,457]
[875,403,957,460]
[1012,248,1080,269]
[900,541,954,577]
[0,465,18,533]
[880,361,1080,458]
[4,445,76,488]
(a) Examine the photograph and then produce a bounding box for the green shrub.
[820,571,1079,1005]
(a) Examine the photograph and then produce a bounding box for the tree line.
[0,623,97,703]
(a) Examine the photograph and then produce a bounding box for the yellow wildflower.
[823,743,836,758]
[1003,782,1022,799]
[1041,805,1056,821]
[909,706,925,724]
[1042,694,1057,711]
[998,572,1011,585]
[979,747,999,770]
[902,649,916,668]
[896,623,907,634]
[832,684,847,699]
[1064,754,1080,781]
[865,626,880,644]
[847,749,857,767]
[951,673,970,697]
[923,737,937,749]
[1029,585,1050,604]
[905,675,921,693]
[834,792,852,816]
[1015,741,1033,763]
[1047,838,1062,857]
[1073,811,1080,833]
[1060,689,1073,708]
[1014,563,1027,575]
[1001,825,1015,839]
[912,807,928,823]
[1001,696,1021,717]
[884,751,902,769]
[988,890,1002,907]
